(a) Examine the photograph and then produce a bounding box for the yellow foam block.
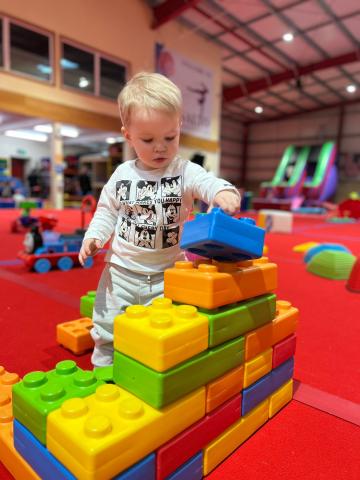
[245,300,298,361]
[206,365,244,413]
[114,298,208,372]
[47,384,205,480]
[243,348,273,388]
[269,379,293,418]
[293,242,319,253]
[203,399,269,475]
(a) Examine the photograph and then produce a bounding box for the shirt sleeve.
[185,161,240,205]
[83,172,119,246]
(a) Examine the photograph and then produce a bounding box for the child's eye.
[165,136,176,142]
[142,139,153,143]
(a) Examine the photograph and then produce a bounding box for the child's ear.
[121,126,131,142]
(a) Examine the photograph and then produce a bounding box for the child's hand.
[79,238,102,266]
[209,190,241,215]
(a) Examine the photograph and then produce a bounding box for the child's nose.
[154,142,166,152]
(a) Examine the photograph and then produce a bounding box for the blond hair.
[118,72,182,126]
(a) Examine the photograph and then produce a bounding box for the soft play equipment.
[304,243,351,264]
[254,142,337,210]
[307,251,356,280]
[347,258,360,293]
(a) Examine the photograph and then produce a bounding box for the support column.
[50,122,64,209]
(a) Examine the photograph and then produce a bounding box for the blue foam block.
[14,419,155,479]
[180,208,265,262]
[304,244,351,263]
[242,357,294,415]
[167,452,203,480]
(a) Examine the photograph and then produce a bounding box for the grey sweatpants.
[91,262,164,367]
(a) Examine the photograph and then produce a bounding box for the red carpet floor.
[0,208,359,479]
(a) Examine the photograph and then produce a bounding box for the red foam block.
[272,334,297,369]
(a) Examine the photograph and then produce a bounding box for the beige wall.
[0,0,222,160]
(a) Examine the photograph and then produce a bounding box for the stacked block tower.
[0,209,298,479]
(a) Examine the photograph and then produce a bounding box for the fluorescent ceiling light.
[254,106,263,114]
[346,84,356,93]
[60,126,79,138]
[60,58,79,69]
[106,136,125,144]
[34,124,53,133]
[283,32,294,42]
[79,77,90,88]
[37,64,53,75]
[34,124,79,138]
[5,130,48,142]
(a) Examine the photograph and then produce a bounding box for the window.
[0,19,3,67]
[100,57,126,100]
[62,42,94,94]
[10,22,51,81]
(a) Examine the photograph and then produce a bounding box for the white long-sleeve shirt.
[84,156,238,274]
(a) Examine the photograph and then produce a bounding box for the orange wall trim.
[0,89,122,132]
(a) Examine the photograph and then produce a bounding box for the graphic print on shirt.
[116,180,131,200]
[134,225,156,249]
[126,204,157,225]
[118,217,132,242]
[136,181,158,201]
[162,225,180,248]
[161,176,182,197]
[162,202,181,225]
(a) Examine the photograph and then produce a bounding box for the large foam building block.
[243,348,273,388]
[114,298,208,372]
[269,379,293,418]
[272,334,297,369]
[0,367,40,480]
[114,337,244,409]
[166,452,203,480]
[164,258,277,309]
[12,360,104,444]
[157,395,240,480]
[180,209,265,262]
[245,300,298,361]
[206,365,243,413]
[203,399,269,475]
[80,291,96,318]
[258,209,293,233]
[47,384,205,480]
[57,317,94,355]
[14,419,156,480]
[242,357,294,415]
[198,293,276,347]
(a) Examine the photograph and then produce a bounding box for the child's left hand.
[209,190,241,215]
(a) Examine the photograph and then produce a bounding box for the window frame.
[60,36,129,102]
[1,15,54,84]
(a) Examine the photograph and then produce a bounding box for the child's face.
[123,109,181,170]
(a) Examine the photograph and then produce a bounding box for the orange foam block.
[164,258,277,309]
[0,366,40,480]
[245,300,298,361]
[206,365,244,413]
[56,317,94,355]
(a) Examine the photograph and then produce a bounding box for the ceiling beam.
[223,50,360,102]
[152,0,203,29]
[249,96,360,125]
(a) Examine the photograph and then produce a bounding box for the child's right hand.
[79,238,102,266]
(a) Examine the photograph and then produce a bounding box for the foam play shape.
[304,243,351,263]
[307,250,356,280]
[180,209,265,262]
[292,242,319,253]
[346,257,360,293]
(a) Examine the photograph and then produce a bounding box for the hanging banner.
[155,43,213,140]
